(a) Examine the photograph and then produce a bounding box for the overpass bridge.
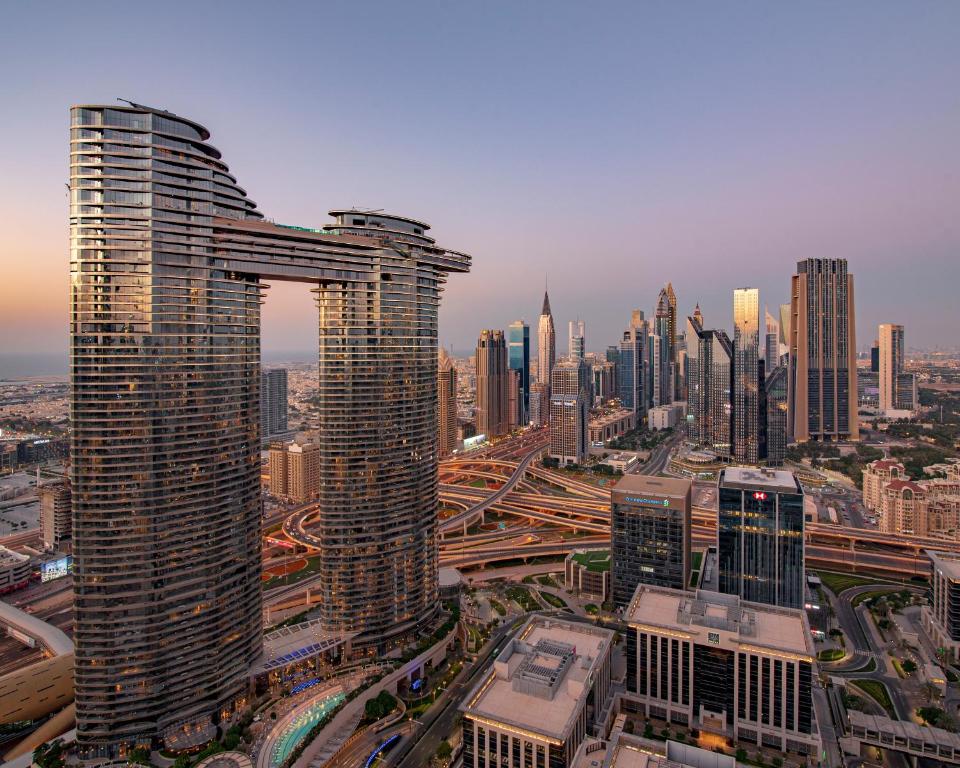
[845,710,960,764]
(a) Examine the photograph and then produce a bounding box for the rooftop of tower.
[541,290,552,316]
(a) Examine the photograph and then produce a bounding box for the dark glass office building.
[718,467,805,609]
[507,320,530,424]
[611,475,691,608]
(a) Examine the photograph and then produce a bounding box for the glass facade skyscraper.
[610,475,691,608]
[507,320,530,424]
[733,288,761,464]
[69,103,469,756]
[618,327,644,413]
[717,468,805,609]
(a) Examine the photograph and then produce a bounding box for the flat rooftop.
[927,550,960,581]
[613,474,692,499]
[720,467,800,494]
[462,617,613,742]
[625,585,812,657]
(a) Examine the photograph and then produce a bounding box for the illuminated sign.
[752,491,768,501]
[411,677,424,692]
[624,496,670,507]
[708,632,720,645]
[41,556,72,583]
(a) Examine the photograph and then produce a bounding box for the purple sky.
[1,0,958,366]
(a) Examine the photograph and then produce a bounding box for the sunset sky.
[1,0,958,369]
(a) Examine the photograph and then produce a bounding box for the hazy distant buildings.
[438,349,458,457]
[718,468,805,609]
[591,360,616,402]
[261,368,289,441]
[732,288,761,464]
[549,358,589,466]
[508,320,530,424]
[611,474,692,608]
[476,330,510,438]
[39,481,71,553]
[788,258,858,442]
[538,291,556,395]
[568,318,585,359]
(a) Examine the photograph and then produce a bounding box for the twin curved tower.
[69,103,470,756]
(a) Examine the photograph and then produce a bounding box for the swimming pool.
[270,690,346,767]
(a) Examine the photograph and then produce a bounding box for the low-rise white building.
[623,585,820,757]
[461,616,614,768]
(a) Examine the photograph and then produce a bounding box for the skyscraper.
[788,258,858,442]
[549,358,589,466]
[665,282,679,398]
[653,289,672,406]
[618,327,644,414]
[438,348,458,457]
[878,323,905,415]
[718,467,805,609]
[39,481,71,553]
[69,104,470,756]
[610,474,691,608]
[537,290,556,392]
[732,288,761,464]
[686,316,733,458]
[476,330,510,438]
[507,320,530,424]
[568,318,585,359]
[529,382,548,427]
[508,369,522,430]
[764,307,780,367]
[765,365,788,466]
[261,368,289,441]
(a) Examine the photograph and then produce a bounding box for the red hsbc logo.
[753,491,767,501]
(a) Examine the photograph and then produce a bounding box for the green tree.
[33,740,66,768]
[173,755,192,768]
[901,659,917,674]
[436,741,453,760]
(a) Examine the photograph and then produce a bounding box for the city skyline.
[2,1,960,369]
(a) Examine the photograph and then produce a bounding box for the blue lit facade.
[508,320,530,424]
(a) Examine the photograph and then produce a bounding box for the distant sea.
[0,353,69,381]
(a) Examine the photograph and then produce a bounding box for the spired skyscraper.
[788,258,857,442]
[69,103,470,756]
[537,290,556,396]
[568,318,585,359]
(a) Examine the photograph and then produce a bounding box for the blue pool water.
[270,691,346,767]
